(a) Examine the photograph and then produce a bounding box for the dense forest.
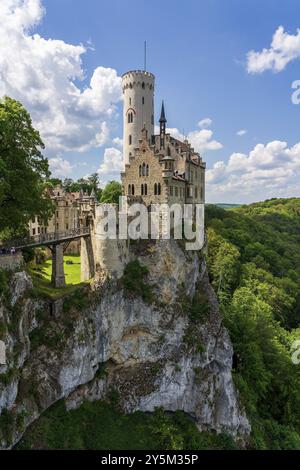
[206,198,300,449]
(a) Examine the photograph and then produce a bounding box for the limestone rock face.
[0,240,250,449]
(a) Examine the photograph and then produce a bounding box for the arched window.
[158,183,161,195]
[142,82,145,89]
[154,183,157,195]
[141,184,144,196]
[146,164,149,176]
[128,184,131,195]
[142,97,145,105]
[132,184,135,196]
[128,112,133,123]
[144,184,147,196]
[142,162,146,176]
[129,135,132,145]
[139,165,142,177]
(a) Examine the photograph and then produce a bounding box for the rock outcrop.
[0,239,250,448]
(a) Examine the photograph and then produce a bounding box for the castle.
[121,70,206,208]
[20,68,207,284]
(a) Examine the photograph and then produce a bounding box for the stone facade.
[122,70,155,165]
[121,70,206,209]
[28,186,97,255]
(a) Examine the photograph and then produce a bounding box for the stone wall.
[0,253,23,271]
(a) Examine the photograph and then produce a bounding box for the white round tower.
[122,70,155,165]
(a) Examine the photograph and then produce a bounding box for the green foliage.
[0,409,14,443]
[16,400,236,450]
[0,96,54,235]
[0,318,6,339]
[122,259,153,303]
[206,199,300,449]
[0,268,8,295]
[61,173,102,200]
[63,288,90,312]
[100,181,122,205]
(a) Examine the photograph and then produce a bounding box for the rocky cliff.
[0,239,250,449]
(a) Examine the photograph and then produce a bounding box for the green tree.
[0,97,54,235]
[100,181,122,204]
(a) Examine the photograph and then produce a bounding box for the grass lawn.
[28,255,90,299]
[37,255,82,285]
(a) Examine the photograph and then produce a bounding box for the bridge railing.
[0,226,91,251]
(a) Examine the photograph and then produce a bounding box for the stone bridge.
[1,227,91,288]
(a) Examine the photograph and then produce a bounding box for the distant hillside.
[205,197,300,449]
[213,203,242,210]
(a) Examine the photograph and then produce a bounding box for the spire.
[159,101,166,149]
[159,100,167,123]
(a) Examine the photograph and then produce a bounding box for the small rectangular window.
[129,135,132,145]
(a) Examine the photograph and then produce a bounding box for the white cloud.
[97,147,124,184]
[206,140,300,203]
[0,0,122,155]
[236,129,247,136]
[154,123,223,154]
[49,156,73,177]
[198,117,212,128]
[247,26,300,73]
[112,137,123,148]
[188,128,223,153]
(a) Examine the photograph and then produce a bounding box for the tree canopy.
[0,97,53,237]
[100,181,122,204]
[206,199,300,449]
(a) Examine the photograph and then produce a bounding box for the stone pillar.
[80,236,95,282]
[51,243,66,288]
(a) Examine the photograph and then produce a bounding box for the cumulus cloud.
[0,0,122,155]
[97,147,124,184]
[112,137,123,148]
[49,156,73,177]
[247,26,300,73]
[198,117,212,128]
[155,123,223,154]
[236,129,247,136]
[206,140,300,203]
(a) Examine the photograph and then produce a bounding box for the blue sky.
[1,0,300,203]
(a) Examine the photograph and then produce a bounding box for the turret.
[122,70,155,165]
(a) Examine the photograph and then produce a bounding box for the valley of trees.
[206,198,300,449]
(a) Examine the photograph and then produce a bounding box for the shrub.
[122,259,153,303]
[0,268,8,295]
